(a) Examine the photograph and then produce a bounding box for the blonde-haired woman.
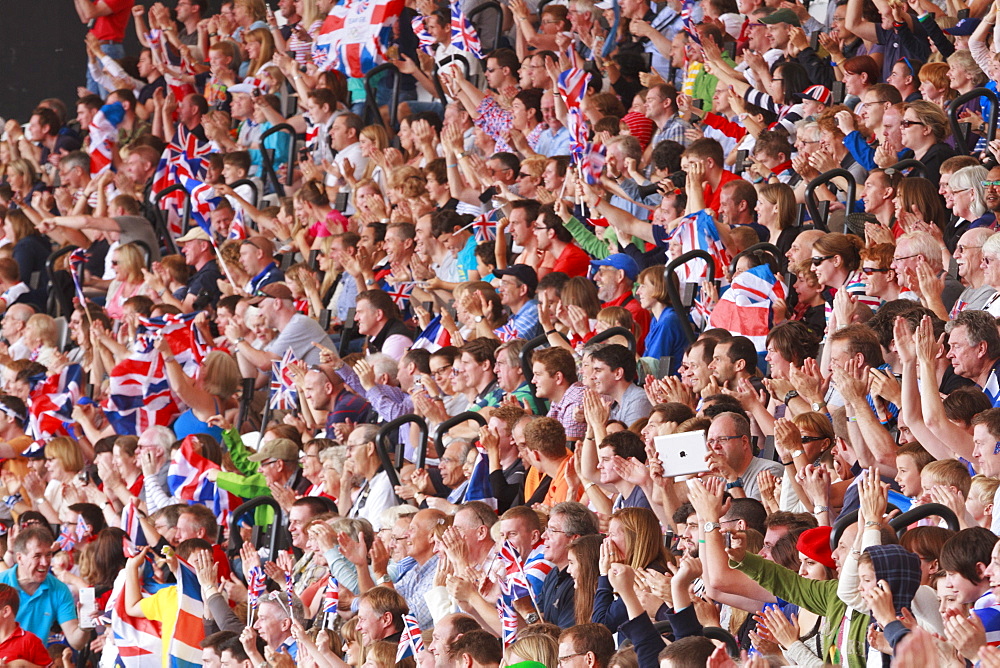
[4,159,42,206]
[108,243,154,320]
[515,155,548,200]
[232,0,268,42]
[160,347,241,442]
[242,27,276,80]
[354,124,390,190]
[593,507,673,630]
[25,436,84,524]
[756,182,799,257]
[505,633,558,666]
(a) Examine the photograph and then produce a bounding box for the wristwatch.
[811,400,828,412]
[725,478,744,490]
[474,315,484,323]
[376,574,392,585]
[525,612,540,624]
[703,522,721,533]
[783,389,799,404]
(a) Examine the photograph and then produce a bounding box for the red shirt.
[90,0,134,42]
[551,243,592,278]
[0,626,52,667]
[703,169,741,218]
[603,292,651,353]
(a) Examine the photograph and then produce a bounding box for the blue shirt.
[456,235,478,282]
[644,307,688,375]
[0,569,76,645]
[535,126,572,157]
[496,299,543,341]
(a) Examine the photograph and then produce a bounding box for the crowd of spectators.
[7,0,1000,666]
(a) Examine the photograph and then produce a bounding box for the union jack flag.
[411,315,452,352]
[122,500,147,549]
[56,514,90,552]
[413,15,436,54]
[681,0,701,44]
[269,348,298,411]
[473,213,497,242]
[152,125,215,239]
[247,566,267,608]
[312,0,404,77]
[495,540,532,600]
[666,209,731,286]
[497,597,518,648]
[581,142,605,185]
[27,364,83,440]
[396,613,426,661]
[323,574,339,614]
[557,68,591,156]
[111,560,165,668]
[450,0,483,59]
[384,281,413,311]
[175,173,222,238]
[496,322,519,342]
[88,102,124,177]
[167,435,242,525]
[708,263,787,353]
[228,206,248,241]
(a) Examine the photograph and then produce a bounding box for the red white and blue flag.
[103,337,179,436]
[472,213,497,243]
[665,209,731,285]
[413,15,436,54]
[497,597,518,648]
[247,566,267,608]
[323,574,339,615]
[496,322,519,343]
[411,315,452,352]
[708,263,787,353]
[110,565,164,668]
[139,311,211,374]
[463,443,495,508]
[396,613,426,661]
[269,348,298,411]
[228,206,248,241]
[495,540,532,600]
[581,142,605,185]
[122,500,147,549]
[175,174,222,238]
[557,68,591,157]
[450,0,483,59]
[168,557,206,668]
[56,514,90,552]
[167,435,241,525]
[27,364,83,440]
[152,125,215,239]
[312,0,404,78]
[88,102,125,177]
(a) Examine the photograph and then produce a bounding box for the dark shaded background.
[0,1,198,123]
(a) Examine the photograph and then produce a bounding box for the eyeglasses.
[893,253,920,261]
[810,255,835,266]
[431,365,452,377]
[706,435,743,447]
[861,267,890,274]
[558,653,587,665]
[957,245,983,253]
[518,172,532,179]
[544,526,571,535]
[952,187,973,195]
[261,459,282,468]
[801,435,828,443]
[900,119,925,128]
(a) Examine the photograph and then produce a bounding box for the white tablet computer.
[654,431,710,478]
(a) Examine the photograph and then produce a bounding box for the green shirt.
[732,552,870,668]
[563,216,646,260]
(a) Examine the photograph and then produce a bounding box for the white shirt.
[347,470,395,530]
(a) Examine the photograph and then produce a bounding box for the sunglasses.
[810,255,835,266]
[801,435,828,443]
[861,267,890,274]
[900,119,925,128]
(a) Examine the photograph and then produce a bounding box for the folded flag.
[27,364,83,440]
[665,209,731,285]
[68,247,89,306]
[497,596,519,648]
[323,574,339,615]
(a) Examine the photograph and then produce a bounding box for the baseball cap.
[227,83,255,96]
[493,264,538,292]
[945,17,980,35]
[760,8,801,26]
[242,235,275,256]
[176,227,212,244]
[792,85,832,105]
[591,253,640,280]
[248,438,300,463]
[247,282,295,304]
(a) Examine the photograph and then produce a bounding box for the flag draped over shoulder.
[665,209,731,284]
[709,264,788,352]
[168,557,205,668]
[312,0,405,78]
[88,102,124,177]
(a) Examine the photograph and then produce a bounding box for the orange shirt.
[543,455,581,507]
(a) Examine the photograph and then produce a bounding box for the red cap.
[796,526,836,570]
[621,112,655,151]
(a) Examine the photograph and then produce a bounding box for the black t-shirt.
[175,258,223,308]
[138,77,167,105]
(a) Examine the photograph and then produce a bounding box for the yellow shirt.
[139,586,178,668]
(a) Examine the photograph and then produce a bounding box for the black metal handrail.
[376,415,429,497]
[432,411,488,471]
[805,168,856,233]
[260,123,298,198]
[363,63,402,130]
[889,503,960,536]
[587,325,636,353]
[228,496,286,562]
[520,334,549,384]
[153,184,190,255]
[665,249,716,344]
[730,243,783,274]
[948,87,999,155]
[885,158,927,179]
[468,2,504,54]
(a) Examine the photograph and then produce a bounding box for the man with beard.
[591,254,650,345]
